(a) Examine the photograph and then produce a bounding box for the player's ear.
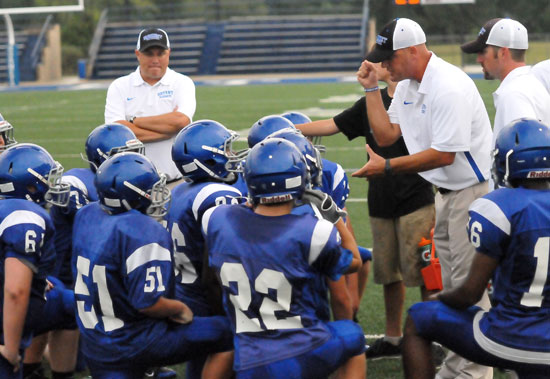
[135,50,140,59]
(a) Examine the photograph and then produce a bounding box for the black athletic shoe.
[365,337,402,360]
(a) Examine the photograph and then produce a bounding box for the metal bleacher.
[91,14,363,79]
[92,20,207,79]
[216,15,363,74]
[0,30,29,82]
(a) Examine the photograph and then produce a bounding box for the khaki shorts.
[370,204,435,287]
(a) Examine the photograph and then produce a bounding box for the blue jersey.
[321,159,349,210]
[165,181,242,314]
[203,204,352,371]
[231,172,248,199]
[468,187,550,353]
[50,168,97,284]
[0,199,56,346]
[72,202,175,363]
[290,203,331,321]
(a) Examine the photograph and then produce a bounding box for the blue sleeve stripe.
[192,183,242,220]
[308,219,334,265]
[0,210,45,237]
[464,151,486,183]
[469,198,510,235]
[126,243,171,274]
[473,310,550,364]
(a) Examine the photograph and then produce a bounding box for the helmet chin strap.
[193,159,234,182]
[123,180,151,200]
[80,152,98,171]
[504,148,514,185]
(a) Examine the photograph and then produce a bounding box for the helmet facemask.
[225,132,249,174]
[0,120,17,152]
[122,173,171,219]
[30,161,71,206]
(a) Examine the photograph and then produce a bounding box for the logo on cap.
[478,27,486,36]
[376,35,388,46]
[143,33,164,41]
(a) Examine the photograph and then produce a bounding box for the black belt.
[437,187,453,195]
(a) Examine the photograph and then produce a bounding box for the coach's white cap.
[461,18,528,54]
[366,18,426,63]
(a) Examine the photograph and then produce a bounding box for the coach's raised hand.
[356,60,379,90]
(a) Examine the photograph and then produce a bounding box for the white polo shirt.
[388,53,493,190]
[105,67,196,181]
[493,65,550,147]
[531,59,550,96]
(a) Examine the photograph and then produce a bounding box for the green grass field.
[0,78,504,378]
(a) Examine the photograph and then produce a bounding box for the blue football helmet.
[84,123,144,173]
[281,111,311,125]
[0,113,17,152]
[268,129,323,188]
[0,143,70,206]
[244,138,308,205]
[492,118,550,187]
[95,152,170,218]
[247,115,296,148]
[172,120,247,182]
[281,111,325,153]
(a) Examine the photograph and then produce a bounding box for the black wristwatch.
[129,116,137,124]
[384,159,393,176]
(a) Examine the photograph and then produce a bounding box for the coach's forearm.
[365,91,400,146]
[114,120,171,142]
[133,111,190,134]
[388,148,455,175]
[295,119,340,136]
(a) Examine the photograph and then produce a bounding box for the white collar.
[130,66,172,87]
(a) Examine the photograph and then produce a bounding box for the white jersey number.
[520,237,550,307]
[74,256,124,332]
[170,223,198,284]
[24,230,43,253]
[144,266,166,293]
[220,262,303,333]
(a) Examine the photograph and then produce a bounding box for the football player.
[282,111,371,320]
[403,118,550,378]
[0,144,70,378]
[266,129,354,321]
[71,152,233,378]
[23,123,145,379]
[166,119,246,378]
[203,138,366,378]
[0,113,17,152]
[247,114,296,149]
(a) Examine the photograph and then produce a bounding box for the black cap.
[136,28,170,52]
[461,19,501,54]
[366,18,426,63]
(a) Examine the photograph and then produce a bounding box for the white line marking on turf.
[346,198,367,202]
[320,94,363,103]
[365,334,384,339]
